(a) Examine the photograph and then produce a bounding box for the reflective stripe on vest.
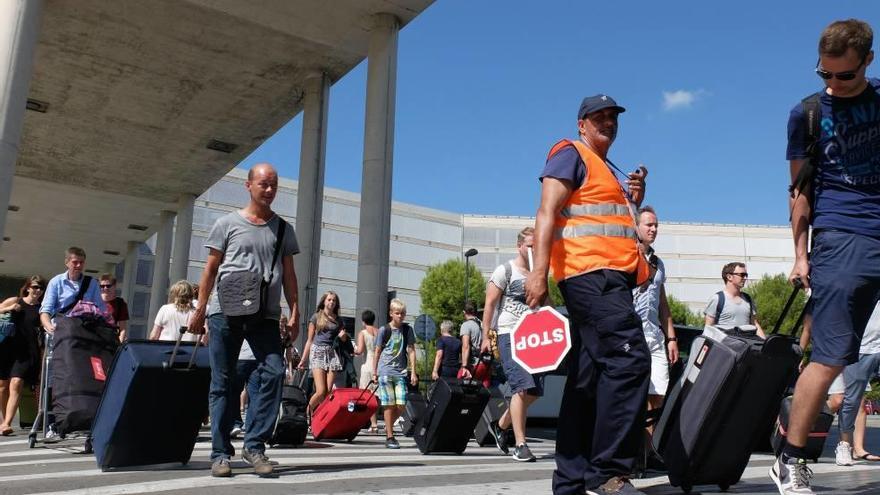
[555,223,639,241]
[559,204,631,218]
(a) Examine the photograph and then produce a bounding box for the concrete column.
[0,0,42,244]
[169,193,195,284]
[120,241,139,303]
[356,14,399,326]
[102,263,115,278]
[147,210,174,326]
[294,71,330,347]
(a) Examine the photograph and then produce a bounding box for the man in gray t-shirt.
[703,262,765,338]
[189,164,301,478]
[460,302,483,368]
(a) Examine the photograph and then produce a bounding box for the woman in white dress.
[150,280,199,342]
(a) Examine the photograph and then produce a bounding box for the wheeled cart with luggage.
[414,378,490,454]
[28,316,118,451]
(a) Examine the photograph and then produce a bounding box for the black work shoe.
[490,422,510,455]
[588,476,645,495]
[242,449,273,476]
[211,458,232,478]
[512,442,536,462]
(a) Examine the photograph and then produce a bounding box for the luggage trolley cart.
[27,316,118,452]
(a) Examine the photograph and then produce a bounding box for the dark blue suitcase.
[91,333,210,470]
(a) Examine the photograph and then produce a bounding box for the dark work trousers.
[552,269,651,495]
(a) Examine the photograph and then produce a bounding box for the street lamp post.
[463,248,479,307]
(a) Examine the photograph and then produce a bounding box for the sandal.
[855,453,880,462]
[0,425,13,436]
[368,426,379,435]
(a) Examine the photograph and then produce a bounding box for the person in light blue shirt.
[39,246,105,333]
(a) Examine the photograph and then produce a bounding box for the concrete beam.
[0,0,42,244]
[356,14,399,326]
[170,193,195,283]
[147,210,174,328]
[294,71,330,345]
[120,240,139,303]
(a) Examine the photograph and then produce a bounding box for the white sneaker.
[769,456,815,495]
[230,426,244,439]
[835,441,853,466]
[43,426,62,444]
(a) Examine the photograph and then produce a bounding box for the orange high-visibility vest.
[546,139,649,285]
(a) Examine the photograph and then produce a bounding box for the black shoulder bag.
[218,221,286,318]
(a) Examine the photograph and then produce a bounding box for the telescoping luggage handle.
[164,326,200,370]
[771,279,806,336]
[342,380,380,413]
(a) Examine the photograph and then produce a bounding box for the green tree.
[548,276,564,307]
[667,294,704,327]
[419,259,486,329]
[744,273,806,335]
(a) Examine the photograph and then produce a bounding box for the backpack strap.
[714,291,725,324]
[741,292,755,319]
[59,275,92,315]
[789,92,822,202]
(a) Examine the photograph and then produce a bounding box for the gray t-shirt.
[459,318,482,365]
[376,323,415,377]
[489,260,530,334]
[703,292,755,327]
[310,313,342,347]
[205,211,299,320]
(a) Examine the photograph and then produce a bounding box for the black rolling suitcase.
[770,395,833,462]
[50,315,119,435]
[400,388,427,437]
[652,285,804,493]
[91,329,210,470]
[473,386,511,447]
[414,378,489,454]
[271,373,309,446]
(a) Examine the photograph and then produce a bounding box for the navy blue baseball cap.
[578,94,626,120]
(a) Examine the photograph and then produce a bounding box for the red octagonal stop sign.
[510,306,571,374]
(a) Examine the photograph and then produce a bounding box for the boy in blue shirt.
[371,298,417,449]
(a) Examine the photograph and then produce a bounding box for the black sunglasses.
[99,284,114,289]
[732,272,749,278]
[30,285,44,290]
[815,57,865,81]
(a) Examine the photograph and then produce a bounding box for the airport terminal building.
[119,169,795,339]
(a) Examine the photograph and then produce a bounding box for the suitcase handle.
[164,326,200,370]
[771,279,805,336]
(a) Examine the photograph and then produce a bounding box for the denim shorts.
[497,332,544,396]
[809,230,880,366]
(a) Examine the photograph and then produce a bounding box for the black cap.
[578,94,626,120]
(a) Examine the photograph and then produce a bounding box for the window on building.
[131,292,151,319]
[136,259,153,286]
[463,227,497,246]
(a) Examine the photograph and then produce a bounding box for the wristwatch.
[666,337,678,342]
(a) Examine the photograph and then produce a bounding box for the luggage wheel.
[83,438,93,454]
[28,434,36,449]
[680,484,692,494]
[718,483,730,492]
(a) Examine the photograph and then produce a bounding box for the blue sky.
[239,1,880,226]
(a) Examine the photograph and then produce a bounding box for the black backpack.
[788,93,822,204]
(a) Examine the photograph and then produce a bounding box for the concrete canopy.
[1,0,432,278]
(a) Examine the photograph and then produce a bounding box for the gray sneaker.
[769,456,814,495]
[587,476,645,495]
[242,449,273,476]
[512,443,536,462]
[385,437,400,449]
[490,423,510,455]
[211,458,232,478]
[43,426,62,444]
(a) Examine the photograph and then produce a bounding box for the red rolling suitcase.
[311,386,378,441]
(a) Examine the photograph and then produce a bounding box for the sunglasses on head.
[815,57,865,81]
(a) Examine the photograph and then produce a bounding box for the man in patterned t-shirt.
[771,19,880,495]
[480,227,544,462]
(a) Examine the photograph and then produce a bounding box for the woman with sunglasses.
[0,276,47,435]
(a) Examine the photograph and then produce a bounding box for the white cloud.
[662,89,707,111]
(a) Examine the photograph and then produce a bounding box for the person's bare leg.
[309,368,328,413]
[326,371,337,393]
[852,398,871,457]
[787,362,842,453]
[383,407,395,438]
[510,392,538,446]
[0,379,9,425]
[646,394,664,436]
[0,378,23,430]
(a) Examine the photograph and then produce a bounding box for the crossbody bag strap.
[59,275,92,315]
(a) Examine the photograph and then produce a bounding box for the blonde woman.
[150,281,199,342]
[298,291,347,414]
